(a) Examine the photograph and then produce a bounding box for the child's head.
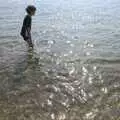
[26,5,36,16]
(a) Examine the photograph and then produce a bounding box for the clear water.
[0,0,120,119]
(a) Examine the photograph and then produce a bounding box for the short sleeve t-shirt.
[21,15,32,38]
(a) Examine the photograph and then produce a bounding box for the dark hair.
[26,5,36,14]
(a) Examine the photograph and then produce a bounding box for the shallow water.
[0,0,120,120]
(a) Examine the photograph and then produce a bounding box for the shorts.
[22,35,33,47]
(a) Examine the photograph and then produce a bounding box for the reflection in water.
[0,40,120,120]
[0,47,120,119]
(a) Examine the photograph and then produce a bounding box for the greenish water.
[0,0,120,120]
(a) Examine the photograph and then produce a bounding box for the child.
[21,5,36,48]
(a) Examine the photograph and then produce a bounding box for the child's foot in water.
[29,44,33,48]
[27,40,33,48]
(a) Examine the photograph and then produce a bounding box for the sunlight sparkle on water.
[88,76,93,84]
[51,113,55,120]
[101,87,108,94]
[47,99,52,106]
[58,112,66,120]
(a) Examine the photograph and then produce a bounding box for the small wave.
[0,35,17,39]
[86,58,120,64]
[68,57,120,65]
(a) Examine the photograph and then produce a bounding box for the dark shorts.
[21,35,33,47]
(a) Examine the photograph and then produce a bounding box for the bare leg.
[27,39,33,48]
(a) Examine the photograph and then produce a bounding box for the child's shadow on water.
[26,48,39,67]
[13,48,40,84]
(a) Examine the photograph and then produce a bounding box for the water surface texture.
[0,0,120,120]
